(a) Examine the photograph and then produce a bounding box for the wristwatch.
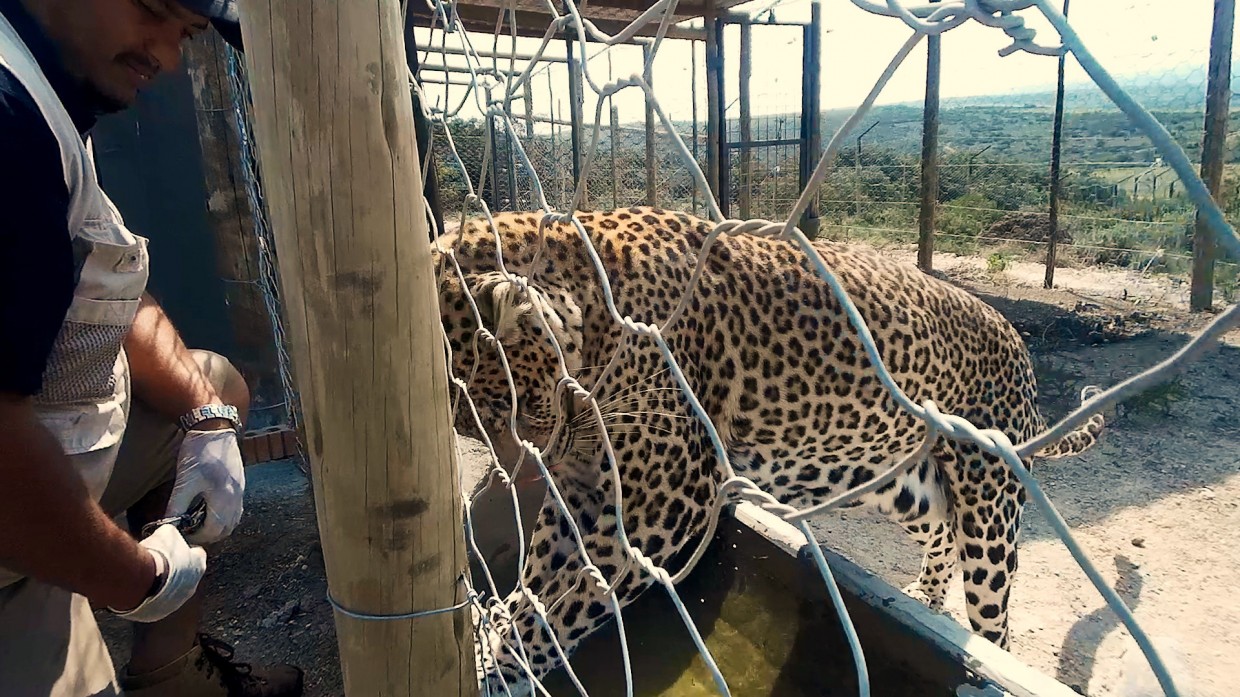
[179,404,242,433]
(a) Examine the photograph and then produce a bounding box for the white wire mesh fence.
[224,1,1240,695]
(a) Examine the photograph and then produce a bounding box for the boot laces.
[196,633,265,691]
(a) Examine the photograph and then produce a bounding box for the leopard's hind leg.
[874,447,958,612]
[948,443,1026,650]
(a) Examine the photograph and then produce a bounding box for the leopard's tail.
[1035,385,1107,459]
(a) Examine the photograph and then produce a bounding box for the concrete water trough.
[527,503,1083,697]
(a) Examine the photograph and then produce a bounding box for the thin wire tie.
[327,577,473,622]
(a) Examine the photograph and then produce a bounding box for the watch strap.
[178,404,241,432]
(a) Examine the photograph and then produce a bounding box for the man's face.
[34,0,209,112]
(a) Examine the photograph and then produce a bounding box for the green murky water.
[540,522,952,697]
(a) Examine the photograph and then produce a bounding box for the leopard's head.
[438,266,585,468]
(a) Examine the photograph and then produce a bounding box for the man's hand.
[0,393,179,613]
[125,293,249,545]
[168,429,245,545]
[110,524,207,623]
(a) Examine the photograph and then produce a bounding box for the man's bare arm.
[0,393,154,610]
[124,293,232,429]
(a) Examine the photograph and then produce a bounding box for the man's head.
[21,0,242,113]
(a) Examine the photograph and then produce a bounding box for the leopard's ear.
[465,272,537,341]
[461,272,583,361]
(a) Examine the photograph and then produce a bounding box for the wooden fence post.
[644,42,658,207]
[799,1,823,236]
[402,13,446,238]
[738,20,753,219]
[565,6,587,209]
[705,3,725,214]
[1191,0,1235,311]
[1045,0,1070,289]
[182,31,285,431]
[611,103,620,209]
[235,2,478,694]
[917,0,941,272]
[692,41,701,214]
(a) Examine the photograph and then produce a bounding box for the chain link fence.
[818,0,1239,305]
[427,1,1239,309]
[431,118,712,218]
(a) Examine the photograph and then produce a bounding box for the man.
[0,0,304,695]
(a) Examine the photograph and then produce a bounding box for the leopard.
[432,206,1105,695]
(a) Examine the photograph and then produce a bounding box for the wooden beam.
[419,74,484,88]
[421,44,570,63]
[418,62,512,75]
[235,2,477,694]
[411,0,749,23]
[410,5,706,41]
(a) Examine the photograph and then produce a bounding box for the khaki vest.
[0,11,149,584]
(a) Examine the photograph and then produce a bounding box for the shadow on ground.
[1054,555,1144,694]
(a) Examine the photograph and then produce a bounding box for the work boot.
[119,633,304,697]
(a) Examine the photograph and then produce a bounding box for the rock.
[1132,537,1146,548]
[260,599,300,629]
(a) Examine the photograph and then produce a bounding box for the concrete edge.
[732,502,1083,697]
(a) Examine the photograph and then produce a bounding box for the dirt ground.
[815,248,1240,697]
[98,247,1239,696]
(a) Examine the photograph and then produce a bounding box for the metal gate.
[714,6,822,231]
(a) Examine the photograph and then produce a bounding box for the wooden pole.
[486,86,500,205]
[182,31,284,429]
[714,15,730,217]
[522,77,535,139]
[507,125,519,209]
[555,99,566,206]
[565,9,586,209]
[738,20,753,219]
[643,43,658,207]
[734,21,753,217]
[799,1,823,236]
[235,3,477,694]
[1044,0,1070,289]
[610,103,620,209]
[705,3,724,212]
[917,0,941,272]
[403,10,445,238]
[1191,0,1234,311]
[692,41,701,215]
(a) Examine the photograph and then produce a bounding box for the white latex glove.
[166,429,245,545]
[110,524,206,623]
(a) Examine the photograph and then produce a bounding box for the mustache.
[116,51,162,78]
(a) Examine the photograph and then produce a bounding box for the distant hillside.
[941,63,1240,112]
[632,63,1239,170]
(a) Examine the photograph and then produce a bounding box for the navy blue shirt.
[0,0,106,395]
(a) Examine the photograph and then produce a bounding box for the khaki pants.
[0,351,239,697]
